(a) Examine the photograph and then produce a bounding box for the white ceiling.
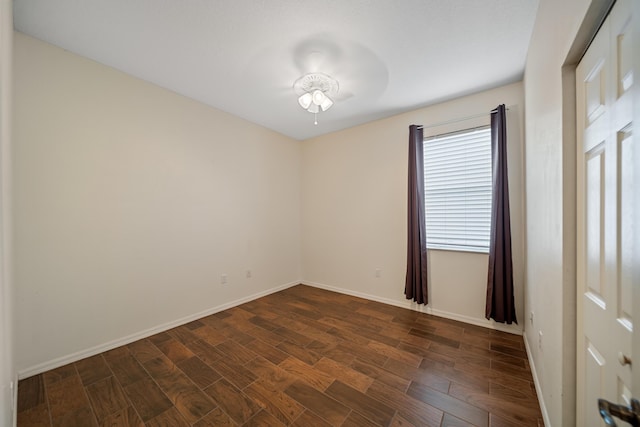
[13,0,539,141]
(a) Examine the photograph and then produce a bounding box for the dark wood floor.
[17,285,543,426]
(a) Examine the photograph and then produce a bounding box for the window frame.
[422,125,492,254]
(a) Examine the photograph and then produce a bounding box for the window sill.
[426,246,489,255]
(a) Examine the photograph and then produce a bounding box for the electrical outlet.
[375,269,381,278]
[538,330,543,350]
[221,274,228,285]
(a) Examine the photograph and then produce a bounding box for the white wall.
[523,0,597,425]
[301,82,525,334]
[12,33,302,376]
[0,0,15,425]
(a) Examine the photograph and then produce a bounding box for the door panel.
[586,145,605,302]
[618,129,633,328]
[577,0,634,424]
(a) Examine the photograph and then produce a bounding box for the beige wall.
[523,0,599,425]
[301,82,525,334]
[1,0,15,424]
[12,33,302,376]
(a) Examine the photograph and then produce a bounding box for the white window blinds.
[423,126,492,252]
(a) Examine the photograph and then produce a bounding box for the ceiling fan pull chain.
[314,112,318,125]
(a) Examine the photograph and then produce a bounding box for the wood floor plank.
[191,325,228,346]
[321,345,357,365]
[192,407,236,427]
[272,326,314,347]
[314,357,374,393]
[97,406,143,427]
[489,359,534,382]
[147,332,173,346]
[17,404,50,427]
[337,340,388,367]
[441,413,479,427]
[216,324,255,345]
[249,315,281,331]
[384,358,450,394]
[74,355,112,386]
[105,354,149,388]
[279,357,334,391]
[52,406,98,427]
[351,358,411,392]
[243,338,290,365]
[366,340,423,368]
[245,357,297,391]
[204,378,261,424]
[325,380,395,426]
[342,411,381,427]
[167,325,201,345]
[390,413,418,427]
[409,328,461,349]
[153,338,196,364]
[142,356,216,424]
[42,363,77,387]
[85,376,129,422]
[284,380,350,426]
[407,380,488,427]
[101,346,130,364]
[366,380,444,427]
[183,339,224,366]
[123,378,173,422]
[324,324,370,346]
[209,356,258,389]
[244,378,305,425]
[17,374,46,412]
[245,410,287,426]
[46,374,93,424]
[291,410,332,427]
[176,355,221,389]
[489,412,543,427]
[419,359,489,393]
[185,319,205,330]
[127,339,164,364]
[276,340,322,366]
[246,326,287,347]
[145,407,190,427]
[449,382,541,426]
[214,339,257,365]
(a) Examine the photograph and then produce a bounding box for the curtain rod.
[422,106,512,130]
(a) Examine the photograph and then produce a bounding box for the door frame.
[560,0,613,425]
[632,0,640,402]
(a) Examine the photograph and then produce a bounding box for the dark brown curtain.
[405,125,428,304]
[485,105,516,324]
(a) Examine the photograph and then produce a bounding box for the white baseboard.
[524,333,550,426]
[18,280,300,379]
[303,281,523,336]
[12,373,17,427]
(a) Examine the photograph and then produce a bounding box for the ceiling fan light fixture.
[311,89,326,106]
[320,96,333,111]
[298,92,312,110]
[293,73,339,124]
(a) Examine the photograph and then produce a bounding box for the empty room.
[1,0,639,426]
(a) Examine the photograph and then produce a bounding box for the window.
[423,126,492,252]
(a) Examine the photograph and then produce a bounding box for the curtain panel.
[485,105,517,324]
[405,125,429,304]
